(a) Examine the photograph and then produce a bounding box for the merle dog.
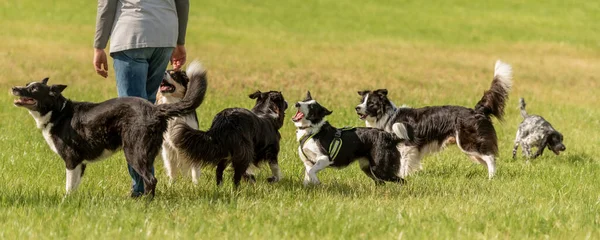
[156,67,201,184]
[512,98,566,160]
[293,91,406,185]
[171,90,288,187]
[11,61,207,197]
[355,60,513,179]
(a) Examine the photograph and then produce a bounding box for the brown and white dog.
[156,62,202,184]
[356,60,513,179]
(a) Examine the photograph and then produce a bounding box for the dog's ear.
[374,89,388,96]
[50,84,67,94]
[324,107,333,116]
[41,77,49,85]
[357,90,369,96]
[303,91,313,101]
[249,90,263,99]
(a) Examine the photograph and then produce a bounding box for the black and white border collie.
[11,62,207,197]
[171,90,288,187]
[156,64,202,184]
[292,91,406,185]
[355,60,512,179]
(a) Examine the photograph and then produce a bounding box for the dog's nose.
[355,106,361,111]
[295,102,300,108]
[560,145,566,151]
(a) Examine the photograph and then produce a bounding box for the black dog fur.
[171,90,288,187]
[355,60,513,179]
[293,91,405,185]
[11,63,207,197]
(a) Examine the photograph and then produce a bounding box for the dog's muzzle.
[355,106,368,120]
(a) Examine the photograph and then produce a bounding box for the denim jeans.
[111,47,174,195]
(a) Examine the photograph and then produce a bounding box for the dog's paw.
[303,180,320,186]
[243,174,257,183]
[267,176,280,183]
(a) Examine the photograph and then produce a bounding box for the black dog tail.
[156,60,207,118]
[519,97,528,119]
[170,120,221,165]
[474,60,513,120]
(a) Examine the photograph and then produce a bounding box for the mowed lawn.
[1,0,600,239]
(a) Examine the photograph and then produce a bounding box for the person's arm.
[171,0,189,70]
[93,0,118,78]
[174,0,189,46]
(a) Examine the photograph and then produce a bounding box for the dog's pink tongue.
[160,85,170,91]
[293,111,304,121]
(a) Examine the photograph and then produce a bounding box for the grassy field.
[1,0,600,238]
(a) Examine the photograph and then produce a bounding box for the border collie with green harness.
[292,91,407,185]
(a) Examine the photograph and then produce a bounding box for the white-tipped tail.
[494,60,513,91]
[186,60,205,78]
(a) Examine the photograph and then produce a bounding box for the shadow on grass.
[560,152,595,165]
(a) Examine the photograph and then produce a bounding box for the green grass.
[1,0,600,239]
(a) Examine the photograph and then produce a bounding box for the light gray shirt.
[94,0,189,53]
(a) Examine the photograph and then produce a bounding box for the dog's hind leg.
[124,149,158,197]
[215,159,228,186]
[358,158,384,185]
[481,155,496,179]
[232,150,253,188]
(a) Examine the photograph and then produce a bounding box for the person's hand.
[171,45,186,71]
[93,48,109,78]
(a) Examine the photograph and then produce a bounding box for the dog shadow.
[560,152,594,165]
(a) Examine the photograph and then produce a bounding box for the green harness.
[299,127,355,162]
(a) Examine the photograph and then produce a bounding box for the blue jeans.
[111,47,174,195]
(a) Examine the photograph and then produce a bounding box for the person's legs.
[111,48,163,196]
[112,49,151,100]
[146,48,174,104]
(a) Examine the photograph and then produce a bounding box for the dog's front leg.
[190,166,201,185]
[302,161,313,186]
[522,143,532,159]
[307,156,332,185]
[532,136,549,159]
[65,163,84,194]
[268,162,282,183]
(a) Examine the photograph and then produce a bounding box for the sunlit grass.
[0,0,599,239]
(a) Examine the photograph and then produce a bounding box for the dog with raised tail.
[512,98,565,160]
[293,91,407,186]
[171,90,288,187]
[355,60,513,179]
[11,61,207,197]
[156,63,202,185]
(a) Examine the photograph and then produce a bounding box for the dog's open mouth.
[552,149,562,155]
[358,113,368,120]
[292,110,304,122]
[14,97,36,106]
[159,81,175,93]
